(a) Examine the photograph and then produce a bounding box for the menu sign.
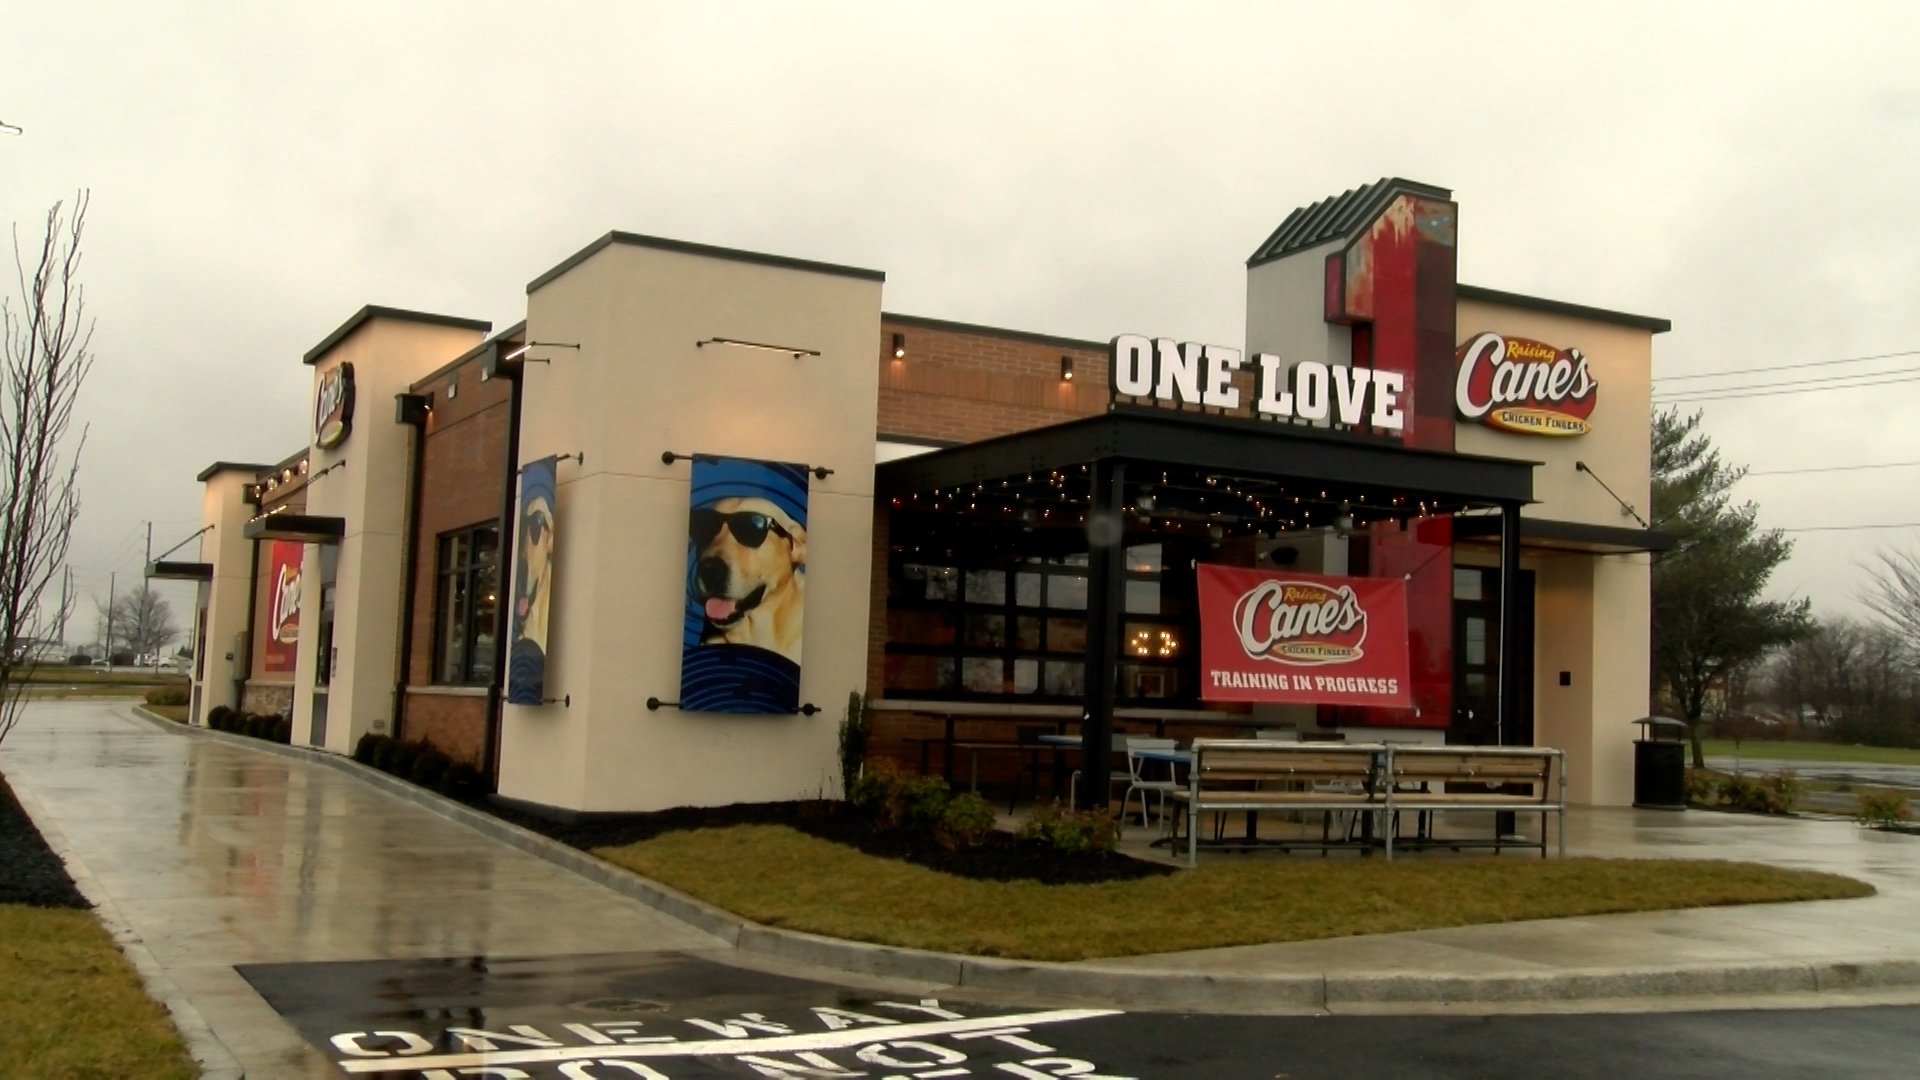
[1454,331,1596,437]
[1197,565,1411,708]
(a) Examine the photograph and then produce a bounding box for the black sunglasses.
[691,509,793,549]
[522,512,549,544]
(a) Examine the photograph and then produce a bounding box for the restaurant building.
[157,178,1668,815]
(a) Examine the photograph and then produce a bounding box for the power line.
[1653,371,1920,404]
[1747,460,1920,477]
[1779,522,1920,533]
[1654,363,1920,399]
[1654,348,1920,383]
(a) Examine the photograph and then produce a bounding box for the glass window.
[1453,567,1486,601]
[1125,543,1162,572]
[1043,661,1085,696]
[1125,579,1161,614]
[887,609,955,647]
[1048,575,1088,610]
[434,524,500,685]
[964,614,1007,648]
[1015,571,1043,608]
[1464,616,1488,667]
[885,653,955,693]
[965,569,1006,605]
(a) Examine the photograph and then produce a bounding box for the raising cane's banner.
[1197,565,1411,708]
[1454,331,1597,437]
[680,457,810,714]
[506,457,557,707]
[263,541,302,675]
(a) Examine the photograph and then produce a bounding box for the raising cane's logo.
[270,561,300,645]
[1454,331,1597,437]
[1231,580,1368,665]
[314,362,355,449]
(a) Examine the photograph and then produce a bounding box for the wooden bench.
[1168,740,1566,866]
[1168,741,1383,866]
[1379,745,1565,860]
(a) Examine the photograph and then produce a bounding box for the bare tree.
[94,588,179,662]
[0,194,95,744]
[1861,547,1920,651]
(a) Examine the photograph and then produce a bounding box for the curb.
[133,709,1920,1011]
[3,759,248,1080]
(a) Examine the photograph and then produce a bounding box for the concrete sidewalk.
[6,701,1920,1076]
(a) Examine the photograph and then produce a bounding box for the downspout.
[236,485,262,716]
[393,392,433,743]
[484,356,524,792]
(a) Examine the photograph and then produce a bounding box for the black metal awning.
[877,407,1536,533]
[144,560,213,581]
[1452,515,1673,555]
[243,513,345,545]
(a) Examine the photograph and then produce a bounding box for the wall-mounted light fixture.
[502,341,581,364]
[697,337,822,359]
[892,333,907,359]
[395,392,433,427]
[1060,355,1075,381]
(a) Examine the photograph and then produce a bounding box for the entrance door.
[1451,565,1534,746]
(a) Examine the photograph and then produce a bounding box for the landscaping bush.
[1684,768,1718,806]
[1760,769,1804,814]
[441,762,485,801]
[246,713,272,740]
[847,761,893,814]
[1855,791,1911,829]
[409,747,451,790]
[66,652,93,666]
[934,792,997,851]
[837,691,870,801]
[270,718,292,744]
[386,741,421,778]
[144,686,189,707]
[354,733,389,764]
[1019,801,1120,855]
[206,705,233,730]
[1718,774,1768,813]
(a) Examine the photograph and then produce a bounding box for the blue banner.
[681,457,809,713]
[506,457,557,706]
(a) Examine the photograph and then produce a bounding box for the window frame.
[431,522,501,686]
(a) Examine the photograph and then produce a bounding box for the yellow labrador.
[691,496,806,662]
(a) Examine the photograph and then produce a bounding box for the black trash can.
[1632,716,1689,810]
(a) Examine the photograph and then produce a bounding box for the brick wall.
[877,316,1108,443]
[402,691,488,765]
[406,356,513,689]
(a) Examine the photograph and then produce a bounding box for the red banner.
[264,541,302,675]
[1197,565,1412,708]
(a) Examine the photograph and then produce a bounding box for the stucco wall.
[501,237,883,813]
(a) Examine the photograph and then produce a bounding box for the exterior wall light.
[1061,356,1074,381]
[892,333,906,359]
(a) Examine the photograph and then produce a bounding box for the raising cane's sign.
[1197,565,1412,708]
[1454,331,1597,437]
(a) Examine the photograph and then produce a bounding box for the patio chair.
[1067,734,1131,808]
[1119,738,1181,828]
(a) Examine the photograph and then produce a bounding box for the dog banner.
[506,456,557,706]
[263,541,302,675]
[681,457,809,714]
[1197,565,1412,709]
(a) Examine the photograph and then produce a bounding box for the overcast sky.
[4,2,1917,644]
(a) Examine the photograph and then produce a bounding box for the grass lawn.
[1700,739,1920,766]
[597,825,1873,962]
[146,705,189,722]
[0,906,196,1079]
[17,666,186,686]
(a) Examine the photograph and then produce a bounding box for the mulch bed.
[0,773,88,909]
[484,798,1176,886]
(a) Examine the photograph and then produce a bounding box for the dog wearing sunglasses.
[691,496,806,662]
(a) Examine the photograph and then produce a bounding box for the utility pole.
[141,521,153,664]
[105,571,115,667]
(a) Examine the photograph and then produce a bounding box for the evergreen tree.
[1651,408,1812,767]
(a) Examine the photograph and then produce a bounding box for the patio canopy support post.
[1496,501,1524,837]
[1079,458,1126,811]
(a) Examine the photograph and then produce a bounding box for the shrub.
[1719,774,1768,814]
[271,718,292,744]
[889,774,951,834]
[353,733,388,764]
[1855,791,1911,829]
[144,686,189,707]
[409,748,451,790]
[207,705,233,730]
[249,714,273,740]
[1760,770,1804,814]
[838,691,871,801]
[372,739,401,773]
[386,741,421,778]
[66,653,93,666]
[441,762,485,801]
[1019,801,1120,855]
[935,792,997,851]
[1684,768,1719,806]
[848,759,896,814]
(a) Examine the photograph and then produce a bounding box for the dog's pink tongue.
[517,597,529,620]
[705,597,738,622]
